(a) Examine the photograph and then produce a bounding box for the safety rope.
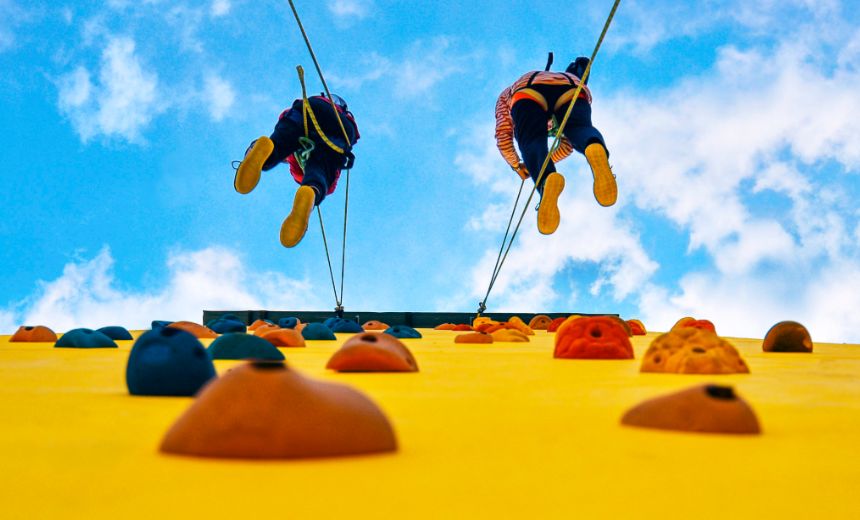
[287,0,354,315]
[477,0,621,317]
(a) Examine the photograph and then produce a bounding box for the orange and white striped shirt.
[494,71,592,171]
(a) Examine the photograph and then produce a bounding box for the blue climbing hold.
[55,328,118,348]
[151,320,173,329]
[126,327,216,396]
[383,325,422,339]
[97,326,133,341]
[301,322,337,341]
[221,313,242,322]
[329,319,364,333]
[278,317,299,329]
[323,317,340,329]
[207,318,246,334]
[208,333,285,361]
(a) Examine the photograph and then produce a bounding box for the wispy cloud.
[210,0,230,18]
[327,0,373,25]
[2,246,320,333]
[58,36,161,142]
[203,73,235,121]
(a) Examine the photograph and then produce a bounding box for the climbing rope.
[477,0,622,317]
[287,0,354,316]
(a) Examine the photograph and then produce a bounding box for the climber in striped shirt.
[495,56,616,235]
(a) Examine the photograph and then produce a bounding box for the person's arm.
[495,88,528,178]
[550,137,574,163]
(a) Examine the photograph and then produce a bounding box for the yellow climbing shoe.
[280,186,316,248]
[234,136,274,194]
[585,142,617,207]
[537,172,565,235]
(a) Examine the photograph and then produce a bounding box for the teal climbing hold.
[383,325,422,339]
[55,328,118,349]
[301,322,337,341]
[208,333,285,360]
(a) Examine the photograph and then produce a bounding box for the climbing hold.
[10,325,58,342]
[326,333,418,372]
[553,316,633,359]
[151,320,173,329]
[455,332,494,344]
[260,328,306,348]
[55,328,118,349]
[450,324,473,332]
[207,318,247,334]
[672,316,716,334]
[528,315,552,330]
[547,316,569,332]
[253,324,281,337]
[383,325,422,339]
[491,329,530,342]
[608,316,633,336]
[249,319,275,331]
[627,319,647,335]
[323,317,341,329]
[167,321,218,339]
[126,327,216,396]
[762,321,813,353]
[472,317,497,328]
[329,319,364,333]
[507,316,535,335]
[97,326,133,340]
[278,317,300,329]
[621,384,761,435]
[208,333,285,361]
[159,361,397,459]
[301,323,337,341]
[641,328,749,374]
[362,320,389,331]
[434,323,456,330]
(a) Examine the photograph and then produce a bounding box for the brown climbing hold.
[10,325,59,342]
[160,361,397,459]
[362,320,390,331]
[166,321,218,339]
[455,332,494,344]
[641,328,749,374]
[491,329,530,342]
[621,384,761,435]
[528,314,552,330]
[261,328,306,348]
[326,333,418,372]
[554,316,634,359]
[762,321,813,352]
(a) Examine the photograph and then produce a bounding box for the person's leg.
[279,149,342,248]
[263,116,303,170]
[511,99,556,192]
[556,100,616,207]
[234,116,302,194]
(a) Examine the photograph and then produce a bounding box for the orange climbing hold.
[672,317,716,334]
[491,329,530,342]
[554,316,634,359]
[507,316,535,335]
[260,328,306,348]
[362,320,390,331]
[451,324,473,331]
[326,333,418,372]
[528,315,552,330]
[455,332,494,344]
[641,328,749,374]
[626,319,647,335]
[434,323,456,330]
[253,324,281,337]
[547,317,568,332]
[166,321,218,339]
[10,325,59,342]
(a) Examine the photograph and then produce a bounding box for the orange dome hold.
[528,315,552,330]
[454,332,494,344]
[160,361,397,459]
[260,328,306,348]
[166,321,218,339]
[434,323,456,330]
[10,325,59,342]
[641,328,749,374]
[627,319,647,335]
[554,316,634,359]
[547,316,568,332]
[362,320,390,331]
[326,333,418,372]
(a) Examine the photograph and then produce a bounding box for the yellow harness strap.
[297,65,345,155]
[511,88,549,111]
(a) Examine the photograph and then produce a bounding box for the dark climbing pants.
[510,83,606,192]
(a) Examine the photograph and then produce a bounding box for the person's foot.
[584,142,617,207]
[537,172,565,235]
[280,186,316,248]
[234,136,274,194]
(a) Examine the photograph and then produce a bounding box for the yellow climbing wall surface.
[1,329,859,518]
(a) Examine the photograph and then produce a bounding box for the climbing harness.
[287,0,355,317]
[476,0,622,317]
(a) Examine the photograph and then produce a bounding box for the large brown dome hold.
[10,325,58,342]
[641,328,749,374]
[528,314,552,330]
[621,384,761,435]
[160,362,397,459]
[326,333,418,372]
[762,321,813,352]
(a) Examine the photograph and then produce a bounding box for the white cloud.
[210,0,230,17]
[327,0,373,23]
[203,74,235,121]
[2,246,321,334]
[58,36,161,142]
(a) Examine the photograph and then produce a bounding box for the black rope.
[476,0,622,317]
[316,206,341,307]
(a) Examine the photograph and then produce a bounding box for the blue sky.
[1,0,859,342]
